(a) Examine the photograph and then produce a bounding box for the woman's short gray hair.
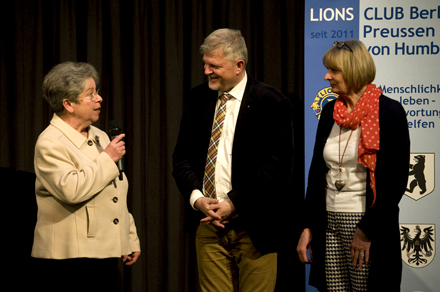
[42,62,99,113]
[200,28,248,65]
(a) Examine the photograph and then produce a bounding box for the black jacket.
[173,76,294,254]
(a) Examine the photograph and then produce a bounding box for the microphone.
[110,120,124,180]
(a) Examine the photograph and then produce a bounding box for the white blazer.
[32,114,140,259]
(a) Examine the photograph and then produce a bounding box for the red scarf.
[333,83,382,207]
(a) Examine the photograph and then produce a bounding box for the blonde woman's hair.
[323,40,376,90]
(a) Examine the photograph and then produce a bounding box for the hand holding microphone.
[104,133,125,161]
[106,120,125,180]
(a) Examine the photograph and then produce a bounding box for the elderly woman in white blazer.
[32,62,140,292]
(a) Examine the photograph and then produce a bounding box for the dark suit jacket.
[173,75,293,254]
[304,95,410,291]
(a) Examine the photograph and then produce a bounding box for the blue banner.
[304,0,359,177]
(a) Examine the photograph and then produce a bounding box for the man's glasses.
[333,41,353,53]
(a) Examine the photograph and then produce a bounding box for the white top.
[190,73,248,209]
[324,122,368,212]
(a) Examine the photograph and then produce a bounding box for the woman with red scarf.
[297,40,410,291]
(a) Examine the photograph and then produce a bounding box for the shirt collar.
[50,113,96,149]
[219,71,247,102]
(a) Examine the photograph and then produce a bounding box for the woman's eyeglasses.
[87,89,100,102]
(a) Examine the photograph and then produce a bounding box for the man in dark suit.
[172,28,293,291]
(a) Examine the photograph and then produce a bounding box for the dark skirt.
[30,257,119,292]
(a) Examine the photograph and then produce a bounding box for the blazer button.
[88,140,93,146]
[112,197,118,203]
[113,218,119,225]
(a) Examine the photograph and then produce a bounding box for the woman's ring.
[359,253,365,257]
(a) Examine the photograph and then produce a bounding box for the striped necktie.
[203,93,231,198]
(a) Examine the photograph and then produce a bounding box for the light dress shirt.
[190,73,248,209]
[323,121,368,213]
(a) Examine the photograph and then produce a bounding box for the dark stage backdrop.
[0,1,305,291]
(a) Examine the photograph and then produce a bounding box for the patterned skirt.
[325,211,370,292]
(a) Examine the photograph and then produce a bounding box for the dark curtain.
[1,1,305,291]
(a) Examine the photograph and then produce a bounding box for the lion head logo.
[311,87,338,120]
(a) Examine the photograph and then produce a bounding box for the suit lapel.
[234,77,254,145]
[204,88,218,122]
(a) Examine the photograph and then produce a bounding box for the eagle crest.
[400,225,434,266]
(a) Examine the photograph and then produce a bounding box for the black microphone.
[110,120,124,180]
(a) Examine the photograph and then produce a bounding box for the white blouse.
[323,122,368,212]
